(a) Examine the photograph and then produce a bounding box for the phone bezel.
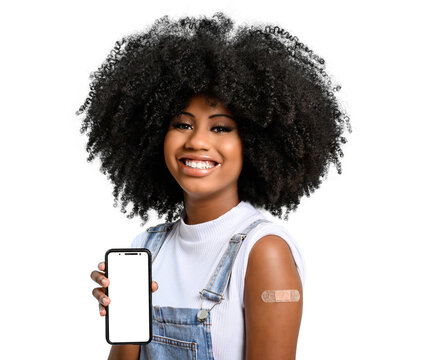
[104,248,152,345]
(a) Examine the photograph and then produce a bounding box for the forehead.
[183,94,231,114]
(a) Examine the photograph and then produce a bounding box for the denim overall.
[138,217,270,360]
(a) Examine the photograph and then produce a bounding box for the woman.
[81,12,350,359]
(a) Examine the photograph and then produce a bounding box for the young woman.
[82,12,350,360]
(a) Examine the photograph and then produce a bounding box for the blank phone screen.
[106,249,151,344]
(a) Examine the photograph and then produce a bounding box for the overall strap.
[145,222,175,262]
[200,218,271,303]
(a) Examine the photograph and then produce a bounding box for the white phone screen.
[105,249,151,344]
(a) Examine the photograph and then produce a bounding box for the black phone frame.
[104,248,153,345]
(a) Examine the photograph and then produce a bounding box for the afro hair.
[77,12,351,226]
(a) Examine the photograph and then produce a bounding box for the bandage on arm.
[261,289,300,303]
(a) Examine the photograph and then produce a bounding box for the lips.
[177,158,221,177]
[177,154,220,165]
[180,158,218,166]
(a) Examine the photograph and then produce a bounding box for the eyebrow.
[179,111,235,120]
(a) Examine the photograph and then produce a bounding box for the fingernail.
[101,279,108,286]
[101,297,107,305]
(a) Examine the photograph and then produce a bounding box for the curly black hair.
[76,12,351,226]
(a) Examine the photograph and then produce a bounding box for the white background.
[1,0,423,359]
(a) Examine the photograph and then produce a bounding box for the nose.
[184,126,210,150]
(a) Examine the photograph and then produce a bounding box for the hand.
[91,261,159,316]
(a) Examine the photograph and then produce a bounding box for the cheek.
[222,138,243,166]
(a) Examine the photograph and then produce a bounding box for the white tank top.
[131,200,305,360]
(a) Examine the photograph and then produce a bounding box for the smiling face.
[164,93,243,204]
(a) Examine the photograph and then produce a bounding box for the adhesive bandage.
[261,290,300,303]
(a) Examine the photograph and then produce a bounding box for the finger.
[90,270,109,287]
[98,262,105,271]
[99,303,106,317]
[92,287,110,306]
[152,281,159,292]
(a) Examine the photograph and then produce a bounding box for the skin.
[91,93,303,359]
[163,92,243,224]
[244,236,303,359]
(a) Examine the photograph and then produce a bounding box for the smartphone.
[104,248,152,345]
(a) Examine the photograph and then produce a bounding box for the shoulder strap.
[144,221,175,262]
[200,218,271,302]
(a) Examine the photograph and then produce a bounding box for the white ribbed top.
[131,201,305,360]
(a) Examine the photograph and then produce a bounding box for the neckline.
[177,201,254,242]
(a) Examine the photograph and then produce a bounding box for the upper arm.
[244,235,303,360]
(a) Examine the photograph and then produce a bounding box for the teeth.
[183,159,216,169]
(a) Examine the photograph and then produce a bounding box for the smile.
[182,159,217,169]
[178,159,221,177]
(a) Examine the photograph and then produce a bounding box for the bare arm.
[108,345,140,360]
[244,235,303,360]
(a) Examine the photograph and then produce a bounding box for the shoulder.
[246,234,301,288]
[130,230,148,248]
[239,219,305,288]
[249,234,296,265]
[130,221,177,248]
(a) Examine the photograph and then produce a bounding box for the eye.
[172,123,233,133]
[212,126,233,133]
[172,122,191,130]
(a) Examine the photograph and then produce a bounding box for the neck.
[183,191,240,225]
